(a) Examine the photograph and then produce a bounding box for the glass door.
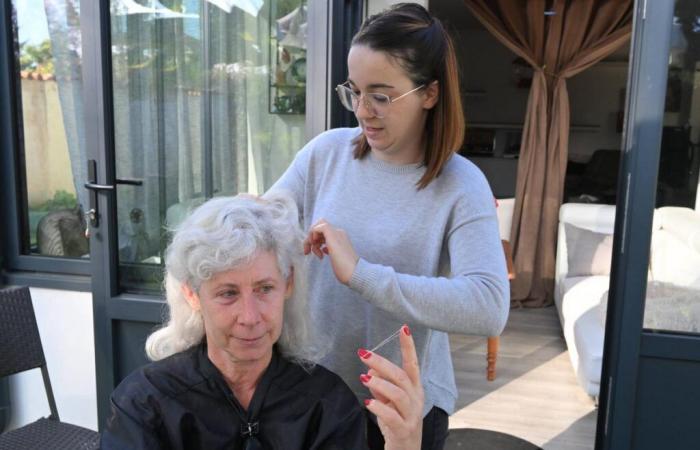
[109,0,309,294]
[598,1,700,448]
[5,0,90,274]
[81,0,318,426]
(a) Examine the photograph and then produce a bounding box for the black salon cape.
[100,343,368,449]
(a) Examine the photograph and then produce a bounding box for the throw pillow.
[565,223,614,277]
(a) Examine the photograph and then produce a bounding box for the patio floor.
[448,306,597,450]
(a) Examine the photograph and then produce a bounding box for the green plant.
[19,39,54,75]
[42,190,78,211]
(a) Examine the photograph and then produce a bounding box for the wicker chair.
[0,286,100,450]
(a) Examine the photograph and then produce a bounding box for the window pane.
[642,1,700,335]
[13,0,89,259]
[110,0,307,293]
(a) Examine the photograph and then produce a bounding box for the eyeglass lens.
[337,86,389,118]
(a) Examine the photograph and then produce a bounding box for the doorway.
[430,1,700,449]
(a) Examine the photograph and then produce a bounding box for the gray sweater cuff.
[348,258,382,299]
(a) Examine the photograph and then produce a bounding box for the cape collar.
[197,342,282,449]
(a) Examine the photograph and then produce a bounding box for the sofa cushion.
[564,223,614,277]
[559,276,610,337]
[655,207,700,254]
[559,203,617,233]
[651,228,700,289]
[573,306,604,386]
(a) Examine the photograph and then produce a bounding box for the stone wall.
[20,74,76,208]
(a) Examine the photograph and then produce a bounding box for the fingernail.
[402,325,411,336]
[360,374,372,383]
[357,348,372,359]
[364,399,372,406]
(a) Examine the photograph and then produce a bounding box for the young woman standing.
[270,4,509,449]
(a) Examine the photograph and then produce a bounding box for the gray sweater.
[270,127,509,416]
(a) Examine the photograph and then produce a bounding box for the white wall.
[6,287,97,431]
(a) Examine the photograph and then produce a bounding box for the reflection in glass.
[642,0,700,335]
[110,0,307,293]
[13,0,88,258]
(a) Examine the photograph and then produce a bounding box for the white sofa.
[555,203,700,398]
[496,198,514,241]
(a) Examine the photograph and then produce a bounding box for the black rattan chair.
[0,286,100,450]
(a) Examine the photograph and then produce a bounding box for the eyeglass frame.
[334,81,426,118]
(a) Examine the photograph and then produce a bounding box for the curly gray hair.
[145,192,323,366]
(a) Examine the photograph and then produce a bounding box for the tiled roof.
[20,71,55,81]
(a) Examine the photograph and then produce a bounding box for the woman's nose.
[355,96,375,119]
[237,293,261,325]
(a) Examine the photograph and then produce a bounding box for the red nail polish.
[357,348,372,359]
[364,399,372,406]
[402,325,411,336]
[360,374,372,383]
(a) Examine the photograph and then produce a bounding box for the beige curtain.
[463,0,633,307]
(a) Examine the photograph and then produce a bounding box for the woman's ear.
[181,284,201,311]
[285,267,295,299]
[422,80,439,110]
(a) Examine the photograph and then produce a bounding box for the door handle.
[84,179,143,190]
[84,160,107,227]
[84,182,114,191]
[84,160,144,228]
[116,178,143,186]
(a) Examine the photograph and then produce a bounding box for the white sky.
[15,0,50,45]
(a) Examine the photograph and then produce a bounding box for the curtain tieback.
[535,65,562,80]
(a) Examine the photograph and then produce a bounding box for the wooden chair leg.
[487,336,499,381]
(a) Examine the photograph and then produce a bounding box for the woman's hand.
[358,325,424,450]
[303,219,359,285]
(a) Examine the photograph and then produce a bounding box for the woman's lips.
[363,126,383,139]
[234,335,264,344]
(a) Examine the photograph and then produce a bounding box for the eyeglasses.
[335,82,425,119]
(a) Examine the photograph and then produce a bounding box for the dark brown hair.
[350,3,465,189]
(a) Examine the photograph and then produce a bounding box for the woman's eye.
[369,94,390,104]
[259,285,275,294]
[212,290,238,305]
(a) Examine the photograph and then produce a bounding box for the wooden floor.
[448,306,598,450]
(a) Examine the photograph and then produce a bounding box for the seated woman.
[101,193,423,450]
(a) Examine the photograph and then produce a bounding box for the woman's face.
[186,250,292,367]
[347,45,438,165]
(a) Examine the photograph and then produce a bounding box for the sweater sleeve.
[348,193,510,336]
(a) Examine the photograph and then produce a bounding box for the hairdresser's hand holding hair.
[359,324,424,450]
[304,218,359,285]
